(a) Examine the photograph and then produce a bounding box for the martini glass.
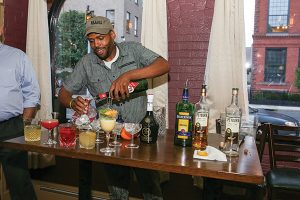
[109,122,123,147]
[99,115,116,153]
[41,118,59,145]
[124,123,142,149]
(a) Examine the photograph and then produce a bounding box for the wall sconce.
[85,5,94,22]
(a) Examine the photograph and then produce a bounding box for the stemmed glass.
[125,123,142,149]
[41,118,59,145]
[99,114,117,153]
[90,119,104,144]
[109,122,123,147]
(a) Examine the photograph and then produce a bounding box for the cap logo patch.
[91,20,103,25]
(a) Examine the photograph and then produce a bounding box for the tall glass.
[125,123,142,149]
[99,115,116,153]
[41,119,59,145]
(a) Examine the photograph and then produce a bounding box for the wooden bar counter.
[0,130,264,185]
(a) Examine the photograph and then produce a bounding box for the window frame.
[126,11,131,34]
[134,16,138,36]
[106,9,115,27]
[264,48,287,83]
[267,0,290,33]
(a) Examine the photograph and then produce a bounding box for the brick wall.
[167,0,214,128]
[3,0,28,52]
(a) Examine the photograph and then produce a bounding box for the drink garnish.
[197,150,208,156]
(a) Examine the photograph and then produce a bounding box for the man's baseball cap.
[85,16,113,36]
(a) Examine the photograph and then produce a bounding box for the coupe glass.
[109,122,123,147]
[41,118,59,145]
[125,123,142,149]
[99,115,116,153]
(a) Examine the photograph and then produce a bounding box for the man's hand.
[109,74,131,101]
[71,96,89,115]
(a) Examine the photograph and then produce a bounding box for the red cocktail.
[41,119,59,145]
[41,119,59,130]
[59,123,76,148]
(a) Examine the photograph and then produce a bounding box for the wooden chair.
[256,123,269,162]
[265,123,300,200]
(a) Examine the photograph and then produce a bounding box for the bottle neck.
[182,88,189,101]
[231,94,238,105]
[147,102,153,112]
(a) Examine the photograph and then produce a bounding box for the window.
[49,1,143,120]
[135,0,139,5]
[134,16,138,36]
[126,12,131,33]
[264,48,286,83]
[106,9,115,27]
[268,0,289,33]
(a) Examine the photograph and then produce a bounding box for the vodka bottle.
[193,85,209,150]
[224,88,241,156]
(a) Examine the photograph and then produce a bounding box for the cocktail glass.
[90,119,104,144]
[41,119,59,145]
[124,123,142,149]
[99,116,116,153]
[109,122,123,147]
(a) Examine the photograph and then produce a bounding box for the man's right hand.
[71,96,89,115]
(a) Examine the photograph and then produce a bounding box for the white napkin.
[193,146,227,162]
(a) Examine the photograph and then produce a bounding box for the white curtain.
[141,0,169,128]
[26,0,52,120]
[205,0,249,133]
[26,0,55,169]
[141,0,169,182]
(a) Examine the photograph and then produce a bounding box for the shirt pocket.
[118,60,137,70]
[0,69,18,87]
[88,77,108,96]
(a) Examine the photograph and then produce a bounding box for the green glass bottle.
[94,79,148,106]
[174,80,195,147]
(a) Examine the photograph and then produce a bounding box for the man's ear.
[110,30,116,40]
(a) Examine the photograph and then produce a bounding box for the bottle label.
[141,128,152,142]
[176,112,192,137]
[225,117,240,133]
[128,81,138,93]
[195,111,208,127]
[98,93,108,99]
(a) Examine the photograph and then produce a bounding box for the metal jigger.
[51,112,60,142]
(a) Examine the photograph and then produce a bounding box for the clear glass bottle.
[224,88,241,156]
[193,84,209,150]
[140,94,159,144]
[174,80,195,147]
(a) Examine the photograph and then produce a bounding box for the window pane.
[106,9,115,27]
[264,49,286,83]
[134,16,138,36]
[268,0,289,32]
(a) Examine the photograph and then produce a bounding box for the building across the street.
[252,0,300,95]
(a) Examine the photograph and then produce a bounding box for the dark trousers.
[79,160,92,200]
[0,116,37,200]
[103,164,163,200]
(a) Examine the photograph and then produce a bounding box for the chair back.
[267,123,300,169]
[256,123,269,162]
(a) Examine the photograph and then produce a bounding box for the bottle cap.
[147,94,154,103]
